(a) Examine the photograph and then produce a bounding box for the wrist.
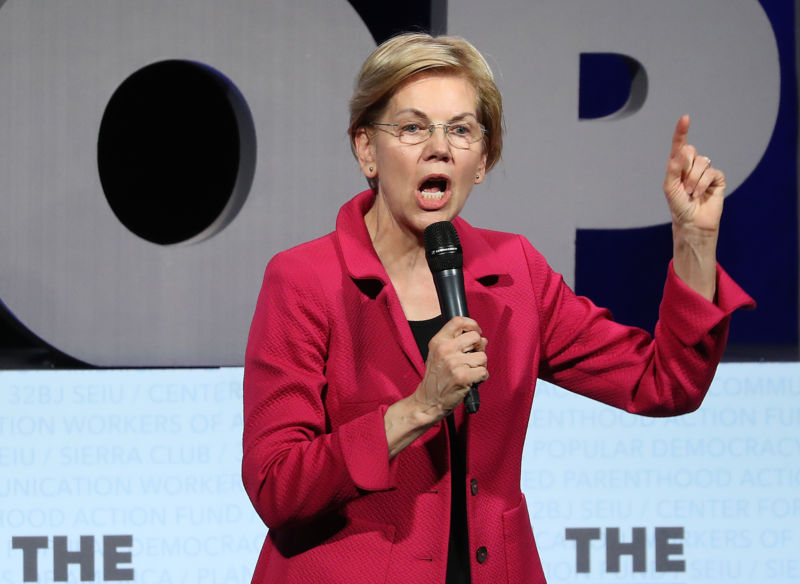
[672,220,718,247]
[384,394,440,458]
[672,224,718,302]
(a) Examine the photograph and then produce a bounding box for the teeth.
[421,191,445,199]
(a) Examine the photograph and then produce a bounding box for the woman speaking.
[242,33,754,583]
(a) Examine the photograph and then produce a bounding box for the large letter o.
[0,1,374,366]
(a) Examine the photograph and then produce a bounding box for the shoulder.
[474,226,530,251]
[266,232,340,280]
[456,220,550,273]
[255,233,346,316]
[251,233,342,331]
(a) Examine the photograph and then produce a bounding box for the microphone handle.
[432,268,480,414]
[463,384,480,415]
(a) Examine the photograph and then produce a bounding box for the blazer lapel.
[336,190,427,380]
[454,216,513,358]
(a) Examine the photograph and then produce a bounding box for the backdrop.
[0,0,795,367]
[1,363,798,582]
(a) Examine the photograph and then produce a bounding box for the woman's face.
[357,73,487,238]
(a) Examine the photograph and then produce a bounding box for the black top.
[408,316,471,584]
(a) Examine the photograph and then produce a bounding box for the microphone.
[424,221,480,414]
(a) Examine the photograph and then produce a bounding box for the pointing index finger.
[670,114,691,159]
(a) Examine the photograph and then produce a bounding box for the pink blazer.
[242,190,754,583]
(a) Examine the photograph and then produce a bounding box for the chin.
[414,210,455,233]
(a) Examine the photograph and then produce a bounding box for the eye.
[450,124,470,136]
[400,123,421,134]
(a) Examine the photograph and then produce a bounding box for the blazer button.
[470,478,478,496]
[476,546,488,564]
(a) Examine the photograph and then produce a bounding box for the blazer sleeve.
[242,251,398,530]
[522,236,756,415]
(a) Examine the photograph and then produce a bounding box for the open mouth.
[416,175,451,211]
[418,176,449,199]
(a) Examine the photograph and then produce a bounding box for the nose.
[423,124,451,161]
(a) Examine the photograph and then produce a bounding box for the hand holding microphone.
[423,221,486,414]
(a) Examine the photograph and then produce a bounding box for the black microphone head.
[424,221,463,272]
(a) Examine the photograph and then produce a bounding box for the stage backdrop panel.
[0,368,264,584]
[0,0,793,368]
[1,363,797,583]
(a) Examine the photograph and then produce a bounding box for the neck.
[364,195,427,275]
[364,195,441,321]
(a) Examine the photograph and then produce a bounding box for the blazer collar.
[335,190,508,286]
[335,190,389,284]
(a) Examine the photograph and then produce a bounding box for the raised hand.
[663,114,726,234]
[663,114,721,301]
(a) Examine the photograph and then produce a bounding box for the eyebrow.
[394,108,478,122]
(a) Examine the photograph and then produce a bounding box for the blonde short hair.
[348,33,503,174]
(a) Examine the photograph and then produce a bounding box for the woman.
[242,33,753,583]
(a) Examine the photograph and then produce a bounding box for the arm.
[533,116,754,413]
[534,243,753,416]
[242,253,396,529]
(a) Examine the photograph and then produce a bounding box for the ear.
[474,152,488,184]
[355,127,378,179]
